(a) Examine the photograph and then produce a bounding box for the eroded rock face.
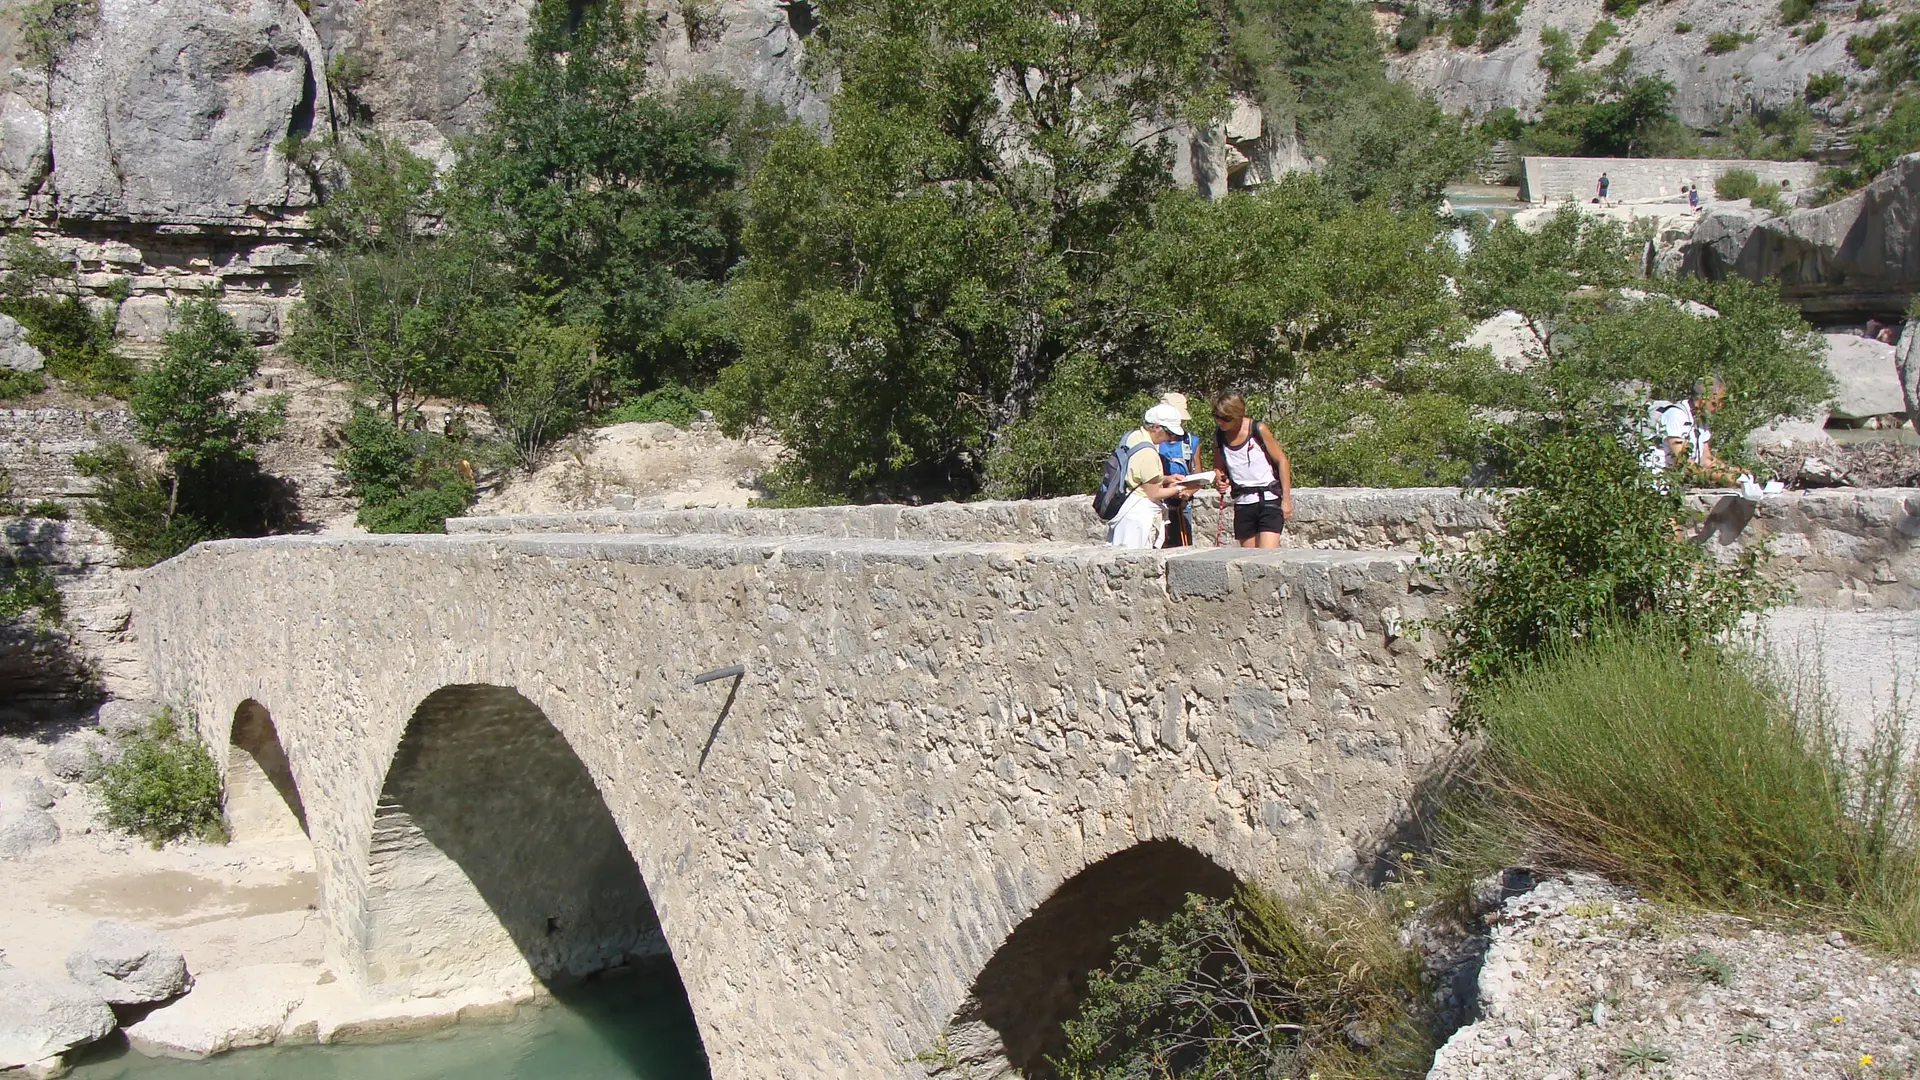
[1683,154,1920,318]
[66,921,192,1006]
[1390,0,1860,130]
[4,0,331,223]
[1823,333,1907,420]
[0,314,43,372]
[0,963,116,1070]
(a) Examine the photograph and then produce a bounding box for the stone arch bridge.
[130,490,1919,1078]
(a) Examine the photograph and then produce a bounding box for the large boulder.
[65,921,191,1006]
[8,775,58,811]
[1683,154,1920,318]
[0,964,117,1069]
[94,698,159,739]
[1823,334,1907,420]
[0,809,59,857]
[45,731,117,781]
[0,313,43,372]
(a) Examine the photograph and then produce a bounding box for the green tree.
[449,0,776,391]
[720,0,1231,498]
[289,135,503,425]
[130,297,284,518]
[487,316,607,465]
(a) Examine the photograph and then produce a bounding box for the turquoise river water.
[64,970,711,1080]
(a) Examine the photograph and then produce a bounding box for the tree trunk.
[1899,318,1920,438]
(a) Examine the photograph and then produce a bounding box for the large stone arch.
[355,684,686,1001]
[225,699,309,842]
[941,840,1244,1079]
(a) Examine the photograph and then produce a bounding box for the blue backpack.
[1092,434,1146,521]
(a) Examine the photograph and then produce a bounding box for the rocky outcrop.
[1823,333,1907,420]
[1428,875,1920,1080]
[1390,0,1862,129]
[0,315,42,373]
[1899,317,1920,436]
[0,963,116,1070]
[66,921,191,1006]
[0,809,59,857]
[1682,154,1920,319]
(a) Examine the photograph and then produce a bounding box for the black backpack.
[1092,433,1145,521]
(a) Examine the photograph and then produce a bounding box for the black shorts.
[1233,499,1286,541]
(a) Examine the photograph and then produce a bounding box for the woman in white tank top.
[1208,393,1293,549]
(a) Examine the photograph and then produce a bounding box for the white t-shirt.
[1642,400,1710,471]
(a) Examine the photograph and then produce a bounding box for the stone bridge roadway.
[133,507,1456,1079]
[131,488,1919,1077]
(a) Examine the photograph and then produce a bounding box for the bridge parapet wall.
[452,487,1920,609]
[135,532,1454,1079]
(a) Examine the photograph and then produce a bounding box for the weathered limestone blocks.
[135,531,1456,1080]
[453,487,1920,610]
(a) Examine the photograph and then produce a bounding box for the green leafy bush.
[339,409,477,533]
[1674,20,1693,32]
[1427,419,1785,725]
[1450,16,1480,46]
[1604,0,1642,16]
[0,235,132,397]
[1467,630,1919,951]
[0,368,44,402]
[1807,70,1847,100]
[72,444,207,566]
[1707,30,1757,54]
[91,710,226,846]
[1580,18,1619,58]
[0,562,62,624]
[1480,5,1519,50]
[1055,887,1436,1080]
[602,384,706,427]
[1715,166,1764,199]
[1801,18,1828,42]
[1781,0,1814,25]
[357,472,475,534]
[1393,8,1433,51]
[1860,0,1886,18]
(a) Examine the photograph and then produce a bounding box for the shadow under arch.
[361,686,702,1056]
[227,700,308,841]
[947,840,1242,1079]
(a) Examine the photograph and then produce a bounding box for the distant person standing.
[1209,394,1293,549]
[1154,392,1201,547]
[1598,172,1610,205]
[1687,184,1700,210]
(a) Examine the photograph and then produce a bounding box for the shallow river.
[65,970,711,1080]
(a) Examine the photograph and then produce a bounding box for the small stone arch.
[943,841,1243,1079]
[226,700,308,842]
[359,684,689,1005]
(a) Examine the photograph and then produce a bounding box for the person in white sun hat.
[1104,403,1189,549]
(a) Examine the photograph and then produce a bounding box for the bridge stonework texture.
[134,522,1454,1078]
[129,487,1920,1077]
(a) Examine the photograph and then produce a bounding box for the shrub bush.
[1480,6,1519,49]
[1714,166,1763,200]
[1393,8,1433,51]
[357,471,475,534]
[602,383,706,427]
[1054,886,1437,1079]
[1807,70,1847,100]
[1802,18,1828,42]
[1466,630,1920,952]
[1427,419,1784,726]
[0,368,44,401]
[1580,18,1619,58]
[1675,20,1693,32]
[1781,0,1814,25]
[339,409,477,533]
[1707,29,1757,54]
[91,709,226,846]
[0,562,62,624]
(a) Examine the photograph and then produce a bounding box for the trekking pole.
[1213,492,1227,548]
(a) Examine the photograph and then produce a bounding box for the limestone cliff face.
[0,0,820,344]
[1389,0,1862,130]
